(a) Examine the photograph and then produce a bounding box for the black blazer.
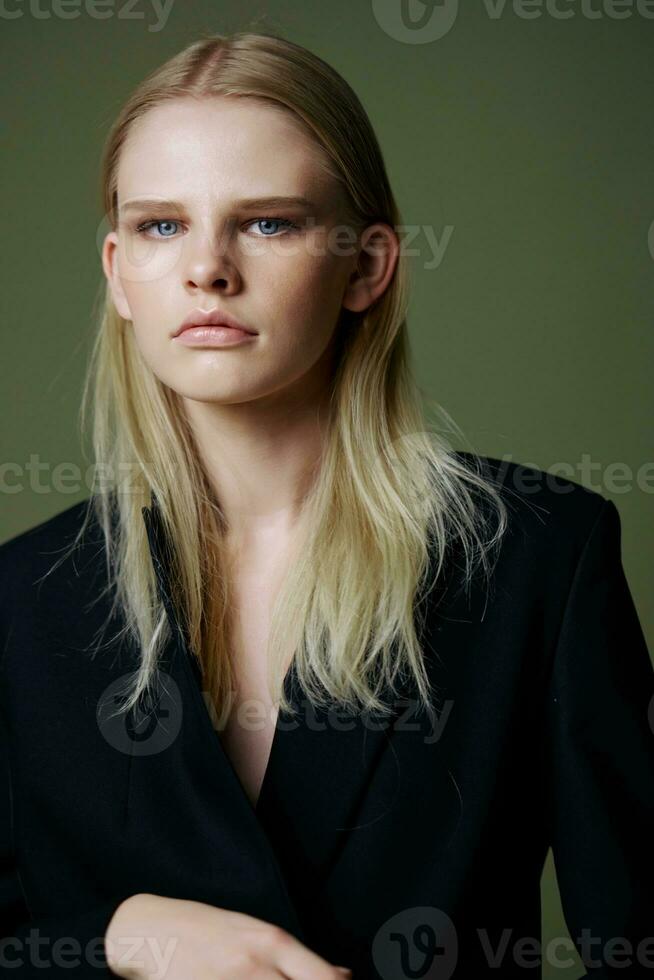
[1,454,652,979]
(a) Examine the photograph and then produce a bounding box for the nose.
[183,227,241,295]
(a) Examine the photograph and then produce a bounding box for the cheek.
[120,282,178,368]
[268,251,346,335]
[128,322,168,377]
[117,237,185,294]
[117,251,178,336]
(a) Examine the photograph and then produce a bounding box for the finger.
[273,934,347,980]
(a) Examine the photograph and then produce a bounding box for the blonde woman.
[1,31,652,980]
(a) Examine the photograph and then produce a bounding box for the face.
[102,96,394,409]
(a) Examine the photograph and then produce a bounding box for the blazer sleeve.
[545,497,654,978]
[0,687,124,976]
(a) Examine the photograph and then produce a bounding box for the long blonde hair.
[64,31,509,728]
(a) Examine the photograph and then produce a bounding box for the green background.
[1,3,652,977]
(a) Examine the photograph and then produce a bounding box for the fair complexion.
[105,892,353,979]
[101,95,395,979]
[102,95,398,559]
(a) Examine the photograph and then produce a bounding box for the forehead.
[117,96,340,208]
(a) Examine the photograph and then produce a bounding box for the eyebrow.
[118,195,319,215]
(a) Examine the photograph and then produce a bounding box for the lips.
[173,308,257,337]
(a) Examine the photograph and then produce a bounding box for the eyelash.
[133,217,300,238]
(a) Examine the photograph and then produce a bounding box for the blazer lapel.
[136,497,305,939]
[256,665,416,882]
[139,493,423,927]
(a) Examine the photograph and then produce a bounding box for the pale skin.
[102,95,398,977]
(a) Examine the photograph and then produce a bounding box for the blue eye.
[250,218,298,236]
[136,219,180,238]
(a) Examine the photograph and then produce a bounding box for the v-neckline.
[141,498,298,821]
[178,634,298,820]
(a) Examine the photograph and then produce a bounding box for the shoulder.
[454,449,611,523]
[452,450,617,572]
[0,497,133,687]
[0,496,98,573]
[0,497,105,624]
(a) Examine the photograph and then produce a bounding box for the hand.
[105,892,353,979]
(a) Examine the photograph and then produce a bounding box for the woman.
[1,31,652,980]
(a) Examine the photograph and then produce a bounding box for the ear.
[342,223,399,314]
[101,231,132,321]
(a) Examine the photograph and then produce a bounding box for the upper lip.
[174,308,257,337]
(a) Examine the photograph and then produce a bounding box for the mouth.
[173,308,257,338]
[174,325,256,347]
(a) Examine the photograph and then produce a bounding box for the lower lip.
[174,326,257,347]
